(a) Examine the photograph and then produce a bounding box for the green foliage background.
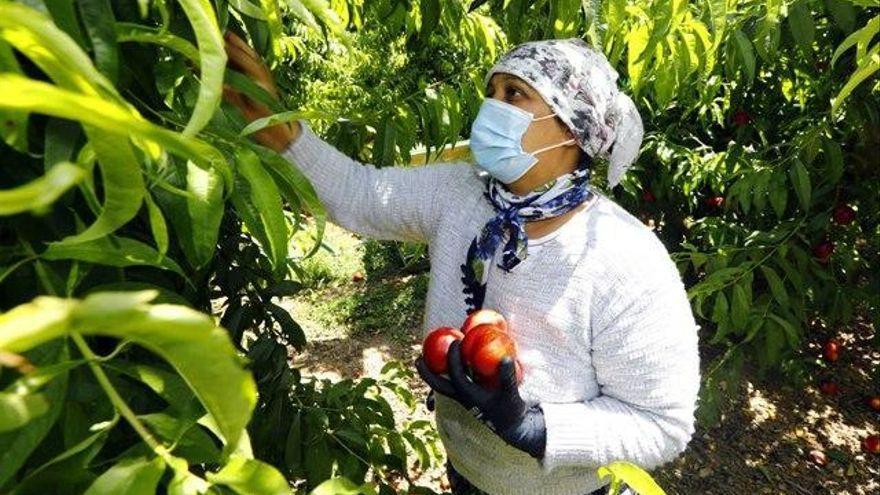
[0,0,877,493]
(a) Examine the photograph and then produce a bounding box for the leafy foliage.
[1,0,877,492]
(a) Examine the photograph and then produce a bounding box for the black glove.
[415,341,546,459]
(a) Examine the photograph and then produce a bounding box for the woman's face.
[484,73,581,194]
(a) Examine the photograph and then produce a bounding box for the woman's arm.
[222,32,463,243]
[281,119,464,243]
[540,232,701,473]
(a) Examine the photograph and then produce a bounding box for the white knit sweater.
[282,121,701,495]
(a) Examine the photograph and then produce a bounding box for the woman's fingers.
[224,31,260,62]
[223,38,279,98]
[447,341,484,403]
[415,357,458,398]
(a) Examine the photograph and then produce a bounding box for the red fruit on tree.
[704,195,725,208]
[422,327,464,375]
[732,110,751,127]
[832,204,856,225]
[862,434,880,454]
[813,241,834,263]
[819,381,839,395]
[822,339,841,362]
[461,309,508,334]
[867,396,880,412]
[641,189,656,203]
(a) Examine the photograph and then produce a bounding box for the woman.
[224,34,700,495]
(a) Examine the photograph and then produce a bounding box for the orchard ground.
[278,221,878,495]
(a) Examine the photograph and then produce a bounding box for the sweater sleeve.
[280,119,465,243]
[539,230,701,473]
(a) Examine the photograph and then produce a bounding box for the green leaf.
[831,42,879,114]
[730,282,751,329]
[830,15,878,67]
[769,313,800,348]
[42,235,185,276]
[0,292,257,451]
[144,193,170,255]
[115,23,200,63]
[0,2,118,97]
[231,149,288,272]
[550,0,581,38]
[77,0,119,83]
[57,129,145,244]
[257,0,283,57]
[789,158,812,210]
[159,161,225,270]
[597,461,667,495]
[0,341,69,487]
[254,145,327,259]
[768,172,788,219]
[0,392,49,433]
[229,0,267,19]
[0,39,27,151]
[788,0,815,51]
[206,455,289,494]
[310,477,375,495]
[826,0,856,34]
[760,265,788,306]
[0,73,232,191]
[83,456,165,495]
[733,29,756,84]
[178,0,227,136]
[0,162,87,216]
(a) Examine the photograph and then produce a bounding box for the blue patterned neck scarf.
[460,166,596,315]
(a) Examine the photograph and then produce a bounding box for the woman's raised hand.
[222,31,298,152]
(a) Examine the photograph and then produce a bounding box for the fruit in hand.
[463,328,522,389]
[832,204,856,225]
[422,327,464,375]
[867,396,880,412]
[461,323,506,363]
[822,339,840,362]
[862,434,880,454]
[461,309,508,334]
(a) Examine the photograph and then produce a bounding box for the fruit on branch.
[704,195,725,208]
[641,189,656,203]
[819,381,839,395]
[832,204,856,225]
[813,241,834,263]
[867,396,880,412]
[423,326,464,374]
[822,339,841,362]
[862,434,880,454]
[732,109,751,127]
[461,308,508,334]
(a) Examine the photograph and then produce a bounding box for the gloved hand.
[415,341,546,459]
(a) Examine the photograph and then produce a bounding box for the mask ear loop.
[527,112,577,155]
[529,138,577,156]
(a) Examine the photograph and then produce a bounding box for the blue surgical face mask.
[469,98,576,184]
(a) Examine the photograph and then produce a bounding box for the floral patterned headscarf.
[460,38,643,315]
[483,37,644,188]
